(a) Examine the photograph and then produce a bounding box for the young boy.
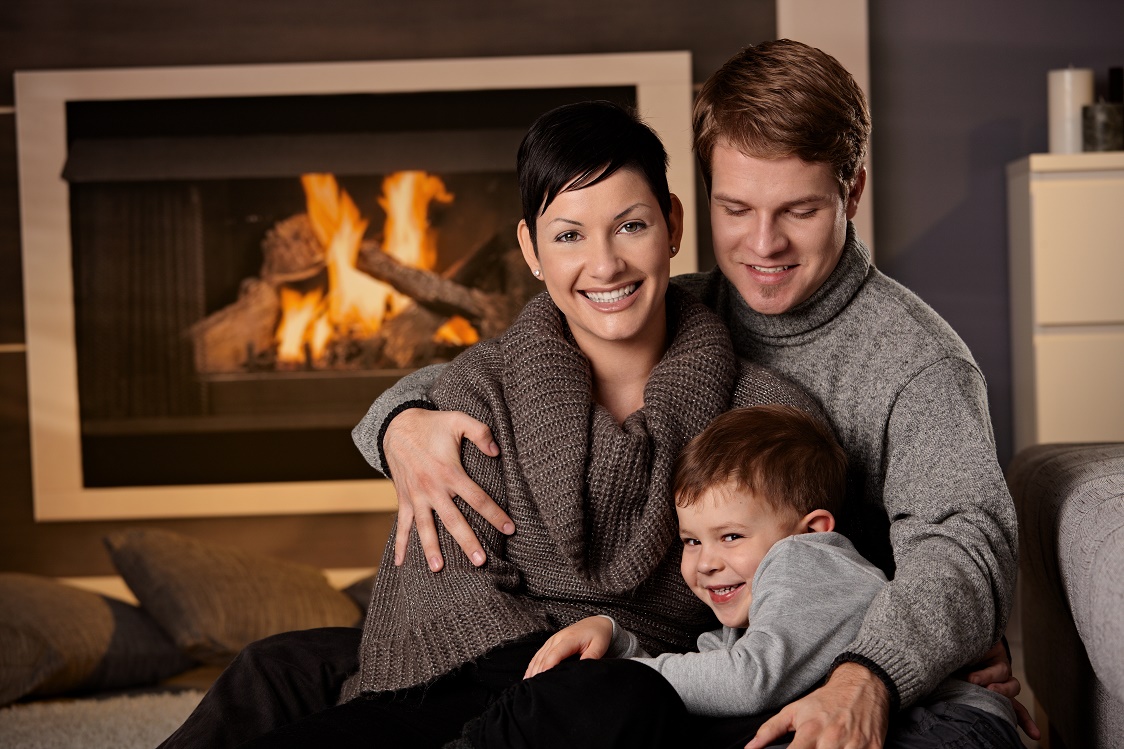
[524,403,884,717]
[521,404,1017,740]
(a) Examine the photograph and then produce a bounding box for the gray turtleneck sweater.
[353,226,1018,709]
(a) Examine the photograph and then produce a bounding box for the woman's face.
[518,168,682,355]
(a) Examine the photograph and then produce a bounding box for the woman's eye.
[618,220,646,234]
[555,230,581,243]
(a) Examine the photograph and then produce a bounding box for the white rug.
[0,690,204,749]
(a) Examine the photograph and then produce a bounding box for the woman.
[162,100,816,749]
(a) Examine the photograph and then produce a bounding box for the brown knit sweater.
[345,288,818,697]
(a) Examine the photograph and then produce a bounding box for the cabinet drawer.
[1034,330,1124,443]
[1032,175,1124,325]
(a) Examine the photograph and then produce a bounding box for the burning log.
[189,278,280,373]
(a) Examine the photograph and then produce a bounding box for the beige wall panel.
[1032,174,1124,325]
[1034,331,1124,444]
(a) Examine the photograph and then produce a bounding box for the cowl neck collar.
[502,287,737,592]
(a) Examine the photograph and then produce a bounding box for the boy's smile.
[676,482,811,629]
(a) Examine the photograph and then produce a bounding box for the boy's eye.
[681,537,699,546]
[721,533,743,542]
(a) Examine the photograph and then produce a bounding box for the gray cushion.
[104,529,362,664]
[1009,442,1124,748]
[0,573,196,706]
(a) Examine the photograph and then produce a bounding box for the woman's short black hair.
[517,100,672,249]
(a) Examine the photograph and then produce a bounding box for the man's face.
[708,141,863,315]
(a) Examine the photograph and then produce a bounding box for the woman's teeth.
[584,283,637,303]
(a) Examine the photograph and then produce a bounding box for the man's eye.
[721,205,749,217]
[788,209,817,220]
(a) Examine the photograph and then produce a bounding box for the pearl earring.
[670,245,679,257]
[533,268,542,278]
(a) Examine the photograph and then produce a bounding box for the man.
[359,40,1034,748]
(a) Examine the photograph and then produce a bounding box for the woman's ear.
[668,193,685,251]
[799,509,836,534]
[517,220,541,279]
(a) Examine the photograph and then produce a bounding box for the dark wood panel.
[0,115,21,343]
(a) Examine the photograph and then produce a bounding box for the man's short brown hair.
[693,39,871,198]
[672,404,847,518]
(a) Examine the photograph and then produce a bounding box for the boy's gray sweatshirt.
[601,533,1015,726]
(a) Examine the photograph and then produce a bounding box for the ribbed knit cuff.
[830,652,901,714]
[377,399,438,479]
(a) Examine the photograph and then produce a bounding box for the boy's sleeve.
[632,536,885,717]
[598,616,649,659]
[352,363,448,476]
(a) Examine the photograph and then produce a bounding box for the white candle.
[1049,67,1094,154]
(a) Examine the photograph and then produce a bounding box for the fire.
[273,171,477,367]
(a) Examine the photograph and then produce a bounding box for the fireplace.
[16,53,696,520]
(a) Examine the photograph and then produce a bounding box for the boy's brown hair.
[692,39,871,198]
[672,404,847,518]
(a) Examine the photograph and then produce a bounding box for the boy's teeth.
[585,284,637,303]
[752,265,792,274]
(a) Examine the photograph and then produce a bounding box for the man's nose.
[747,216,787,257]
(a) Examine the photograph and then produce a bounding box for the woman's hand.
[383,408,513,571]
[746,662,889,749]
[524,617,615,679]
[965,640,1040,740]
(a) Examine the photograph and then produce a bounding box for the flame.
[274,172,476,367]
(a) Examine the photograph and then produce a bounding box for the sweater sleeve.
[352,352,552,694]
[351,363,447,476]
[634,535,886,717]
[837,357,1019,708]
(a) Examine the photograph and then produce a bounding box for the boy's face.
[708,141,863,316]
[676,482,807,629]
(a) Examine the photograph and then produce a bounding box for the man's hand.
[383,408,513,572]
[524,617,615,679]
[746,662,890,749]
[964,640,1040,740]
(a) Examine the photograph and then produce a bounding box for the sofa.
[1008,442,1124,748]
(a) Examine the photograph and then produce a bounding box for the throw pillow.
[0,573,196,706]
[104,529,362,663]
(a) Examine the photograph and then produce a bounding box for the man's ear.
[845,168,867,221]
[517,220,540,278]
[799,509,836,534]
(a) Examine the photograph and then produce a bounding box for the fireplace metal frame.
[15,52,697,520]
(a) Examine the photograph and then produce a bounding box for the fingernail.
[394,554,403,566]
[488,441,499,455]
[503,523,515,535]
[429,557,442,571]
[472,551,485,566]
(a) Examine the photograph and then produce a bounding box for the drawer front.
[1034,330,1124,444]
[1031,174,1124,325]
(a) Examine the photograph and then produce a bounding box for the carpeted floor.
[0,690,204,749]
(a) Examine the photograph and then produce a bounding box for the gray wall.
[869,0,1124,466]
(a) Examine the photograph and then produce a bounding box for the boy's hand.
[524,617,615,679]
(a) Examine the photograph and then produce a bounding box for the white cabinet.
[1008,152,1124,452]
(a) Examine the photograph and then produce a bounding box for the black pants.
[458,657,1024,749]
[157,627,363,749]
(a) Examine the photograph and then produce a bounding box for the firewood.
[260,214,325,283]
[189,278,280,373]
